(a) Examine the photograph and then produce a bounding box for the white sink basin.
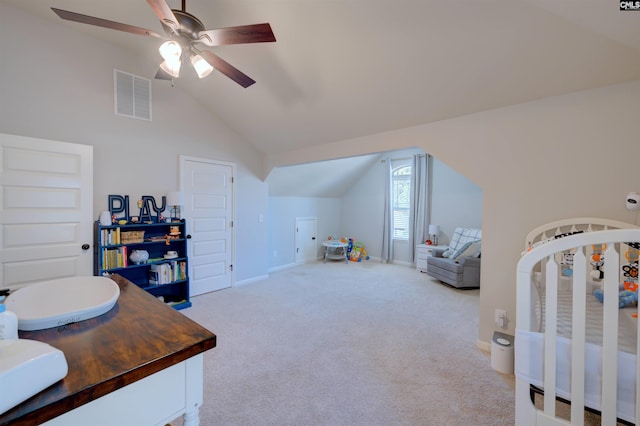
[5,276,120,331]
[0,338,68,415]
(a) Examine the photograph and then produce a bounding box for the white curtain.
[381,153,430,264]
[380,159,393,263]
[410,154,429,263]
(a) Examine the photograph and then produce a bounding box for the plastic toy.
[560,251,574,277]
[622,246,640,281]
[361,246,370,260]
[349,241,370,262]
[589,244,606,281]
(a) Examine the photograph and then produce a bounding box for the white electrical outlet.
[495,309,507,329]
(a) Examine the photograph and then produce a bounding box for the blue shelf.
[94,220,190,311]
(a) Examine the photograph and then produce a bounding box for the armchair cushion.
[454,240,481,261]
[442,227,482,258]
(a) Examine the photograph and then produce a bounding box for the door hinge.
[230,220,234,227]
[230,264,233,272]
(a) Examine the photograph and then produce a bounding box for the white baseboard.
[235,274,269,286]
[476,339,491,353]
[267,262,298,273]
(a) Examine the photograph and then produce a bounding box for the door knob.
[81,243,90,250]
[186,234,192,239]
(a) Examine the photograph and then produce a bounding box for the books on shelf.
[148,261,187,285]
[101,246,128,269]
[100,227,121,245]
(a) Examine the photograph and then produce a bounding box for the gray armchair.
[426,227,481,289]
[427,249,480,289]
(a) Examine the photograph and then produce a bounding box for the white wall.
[339,156,385,260]
[0,4,269,283]
[268,197,342,268]
[430,159,483,245]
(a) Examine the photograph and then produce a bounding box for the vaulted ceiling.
[6,0,640,162]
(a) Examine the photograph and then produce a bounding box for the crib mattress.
[540,290,638,354]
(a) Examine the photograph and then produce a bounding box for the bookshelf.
[94,219,191,310]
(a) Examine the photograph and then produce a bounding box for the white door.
[180,156,234,296]
[295,217,317,263]
[0,133,93,291]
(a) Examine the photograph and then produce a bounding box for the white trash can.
[491,331,514,374]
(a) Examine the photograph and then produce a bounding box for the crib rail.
[524,217,638,252]
[516,228,640,425]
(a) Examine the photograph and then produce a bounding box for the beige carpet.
[173,261,516,425]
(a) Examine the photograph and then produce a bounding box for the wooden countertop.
[0,274,216,425]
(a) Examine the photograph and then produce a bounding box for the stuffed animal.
[594,281,638,308]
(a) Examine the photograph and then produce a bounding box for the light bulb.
[160,59,181,78]
[159,41,182,61]
[190,54,214,78]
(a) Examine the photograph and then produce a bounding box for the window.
[392,164,411,240]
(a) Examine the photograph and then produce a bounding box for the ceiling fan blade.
[197,23,276,47]
[146,0,179,33]
[51,8,162,38]
[198,50,256,88]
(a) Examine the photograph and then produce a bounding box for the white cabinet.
[416,244,447,272]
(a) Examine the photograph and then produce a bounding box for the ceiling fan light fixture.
[159,59,181,78]
[159,40,182,62]
[190,54,214,78]
[51,1,276,87]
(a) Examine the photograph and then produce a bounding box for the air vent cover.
[114,69,151,121]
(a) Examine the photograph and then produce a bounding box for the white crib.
[515,218,640,425]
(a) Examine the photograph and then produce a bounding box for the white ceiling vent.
[114,69,151,121]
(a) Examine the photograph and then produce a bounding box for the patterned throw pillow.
[450,241,474,260]
[453,240,481,261]
[442,227,482,258]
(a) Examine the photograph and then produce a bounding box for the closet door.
[0,133,93,291]
[180,156,235,296]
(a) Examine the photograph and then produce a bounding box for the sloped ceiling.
[267,153,382,197]
[6,0,640,157]
[4,0,640,196]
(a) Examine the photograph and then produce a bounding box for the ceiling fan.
[51,0,276,87]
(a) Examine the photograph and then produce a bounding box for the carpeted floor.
[172,260,516,425]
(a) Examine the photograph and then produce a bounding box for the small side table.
[322,241,349,263]
[416,244,447,272]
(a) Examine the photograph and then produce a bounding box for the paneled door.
[180,156,234,296]
[0,133,93,291]
[295,217,317,263]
